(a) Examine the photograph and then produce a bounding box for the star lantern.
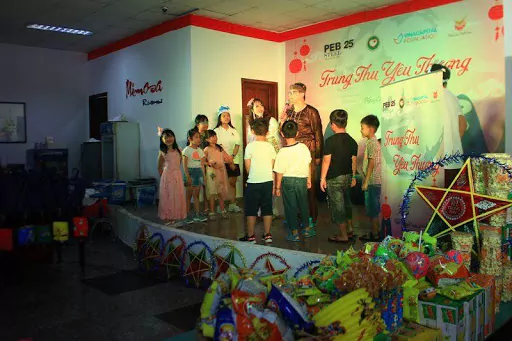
[161,235,186,280]
[488,0,504,41]
[139,233,164,272]
[416,159,512,248]
[133,224,149,255]
[250,252,290,276]
[184,248,212,288]
[213,244,246,278]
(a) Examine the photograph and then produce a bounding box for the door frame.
[88,92,108,140]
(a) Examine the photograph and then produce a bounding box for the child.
[319,110,358,243]
[182,129,208,224]
[193,114,210,213]
[359,114,382,242]
[274,120,312,242]
[204,130,230,220]
[239,118,276,244]
[157,128,187,225]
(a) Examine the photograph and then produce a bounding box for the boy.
[274,121,312,242]
[240,118,276,244]
[320,110,358,243]
[359,114,382,242]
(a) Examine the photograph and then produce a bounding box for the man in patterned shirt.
[281,82,323,228]
[359,114,382,241]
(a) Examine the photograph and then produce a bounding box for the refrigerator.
[100,121,140,181]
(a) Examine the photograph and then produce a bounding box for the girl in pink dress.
[158,128,187,225]
[204,130,231,220]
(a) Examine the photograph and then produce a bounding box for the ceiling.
[0,0,405,53]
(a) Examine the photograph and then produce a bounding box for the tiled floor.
[126,201,374,255]
[0,236,205,341]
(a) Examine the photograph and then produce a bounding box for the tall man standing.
[281,82,323,228]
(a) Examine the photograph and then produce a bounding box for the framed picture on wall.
[0,102,26,143]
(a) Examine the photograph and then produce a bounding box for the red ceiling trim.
[87,0,461,61]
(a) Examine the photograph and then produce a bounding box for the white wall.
[505,0,512,153]
[87,27,193,180]
[190,27,286,195]
[0,44,87,173]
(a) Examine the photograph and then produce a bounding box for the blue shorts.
[365,185,381,218]
[186,168,204,187]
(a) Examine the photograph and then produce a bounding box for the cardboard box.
[467,274,496,338]
[387,321,443,341]
[419,290,485,341]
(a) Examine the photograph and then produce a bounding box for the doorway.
[241,78,278,188]
[88,93,108,140]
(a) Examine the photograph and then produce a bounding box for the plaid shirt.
[363,137,381,185]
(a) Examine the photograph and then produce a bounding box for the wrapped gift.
[0,228,14,251]
[480,228,502,276]
[466,274,496,338]
[495,276,503,312]
[451,232,474,270]
[72,217,89,238]
[419,290,484,341]
[17,225,35,245]
[52,221,69,242]
[484,153,512,227]
[503,265,512,302]
[34,225,52,244]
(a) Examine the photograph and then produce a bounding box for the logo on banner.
[449,17,472,37]
[399,98,405,109]
[394,27,437,44]
[382,98,396,110]
[367,36,380,51]
[324,39,354,59]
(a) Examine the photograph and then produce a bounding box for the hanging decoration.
[250,252,291,276]
[399,153,512,232]
[138,232,164,272]
[213,243,246,278]
[180,240,215,288]
[488,0,504,41]
[161,235,186,280]
[293,260,321,278]
[299,39,311,71]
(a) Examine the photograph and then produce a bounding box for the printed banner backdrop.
[381,72,446,235]
[285,0,505,156]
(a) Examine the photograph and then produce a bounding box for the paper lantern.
[405,252,430,279]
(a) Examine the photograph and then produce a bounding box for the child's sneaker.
[263,233,273,244]
[229,203,242,213]
[194,213,208,223]
[208,212,216,221]
[185,215,194,224]
[239,234,256,243]
[221,210,228,219]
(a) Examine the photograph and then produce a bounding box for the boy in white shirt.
[239,118,276,244]
[274,121,312,242]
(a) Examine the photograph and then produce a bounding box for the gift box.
[466,274,496,338]
[72,217,89,237]
[480,228,502,276]
[34,225,52,244]
[0,228,14,251]
[419,290,484,341]
[503,265,512,302]
[52,221,69,242]
[17,225,35,245]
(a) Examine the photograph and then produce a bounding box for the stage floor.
[122,202,373,255]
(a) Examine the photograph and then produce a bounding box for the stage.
[111,201,374,275]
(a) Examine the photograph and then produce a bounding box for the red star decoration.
[184,248,211,288]
[417,159,512,240]
[264,258,288,276]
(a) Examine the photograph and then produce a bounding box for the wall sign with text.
[125,79,164,106]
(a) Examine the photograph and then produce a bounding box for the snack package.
[336,250,355,271]
[214,305,237,341]
[259,274,287,292]
[248,306,294,341]
[231,279,267,317]
[437,281,482,300]
[503,265,512,302]
[267,284,314,331]
[201,276,231,337]
[363,242,380,257]
[427,261,470,287]
[403,279,420,322]
[451,231,474,269]
[480,228,503,276]
[313,266,341,294]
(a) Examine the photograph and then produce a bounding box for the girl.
[157,128,187,225]
[204,130,231,220]
[182,129,208,224]
[193,114,210,214]
[214,106,242,213]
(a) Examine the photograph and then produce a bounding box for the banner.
[285,0,505,154]
[381,72,446,235]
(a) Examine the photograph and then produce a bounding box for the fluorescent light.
[26,24,93,36]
